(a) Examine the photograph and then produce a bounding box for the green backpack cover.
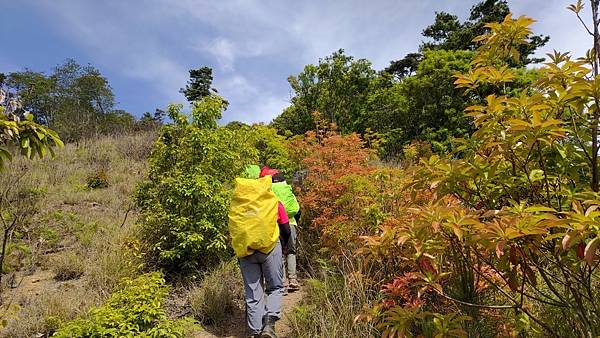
[271,181,300,220]
[242,164,260,179]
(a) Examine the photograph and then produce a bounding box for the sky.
[0,0,592,124]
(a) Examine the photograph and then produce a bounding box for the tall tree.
[7,59,115,141]
[98,109,135,135]
[385,0,549,80]
[384,53,423,80]
[273,49,376,135]
[420,0,549,64]
[5,70,56,125]
[51,59,114,140]
[371,50,474,157]
[272,0,550,162]
[180,67,216,103]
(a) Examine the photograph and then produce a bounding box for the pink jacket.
[277,202,289,225]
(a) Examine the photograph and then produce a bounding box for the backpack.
[242,164,260,179]
[228,176,280,257]
[271,181,300,224]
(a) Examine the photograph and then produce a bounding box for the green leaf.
[524,205,556,213]
[20,137,30,149]
[528,169,544,182]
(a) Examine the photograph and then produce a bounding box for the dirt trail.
[190,287,304,338]
[1,269,87,305]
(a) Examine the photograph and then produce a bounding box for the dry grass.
[83,223,143,296]
[0,132,155,337]
[187,260,244,327]
[287,260,377,338]
[1,286,100,337]
[51,251,85,281]
[115,131,157,162]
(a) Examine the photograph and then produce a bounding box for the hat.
[259,166,280,178]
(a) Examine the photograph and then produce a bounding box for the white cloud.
[33,0,189,104]
[17,0,600,123]
[202,38,236,72]
[251,95,291,123]
[224,93,290,124]
[122,57,188,103]
[217,74,259,97]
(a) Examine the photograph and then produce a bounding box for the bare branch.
[576,12,595,36]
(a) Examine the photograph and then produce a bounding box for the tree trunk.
[0,228,10,290]
[591,0,600,191]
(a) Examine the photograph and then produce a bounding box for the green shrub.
[135,96,296,276]
[38,226,60,248]
[249,125,296,178]
[73,221,99,248]
[188,260,244,326]
[54,272,196,337]
[2,242,31,273]
[135,96,260,275]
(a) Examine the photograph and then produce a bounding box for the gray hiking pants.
[286,224,297,280]
[239,241,284,335]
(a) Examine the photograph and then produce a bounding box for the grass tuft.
[51,251,85,281]
[2,287,100,337]
[187,260,244,327]
[288,263,376,337]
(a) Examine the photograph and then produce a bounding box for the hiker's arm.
[278,222,291,250]
[277,202,291,249]
[294,209,301,223]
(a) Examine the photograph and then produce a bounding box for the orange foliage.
[293,130,375,250]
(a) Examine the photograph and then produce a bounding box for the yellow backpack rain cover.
[228,176,280,257]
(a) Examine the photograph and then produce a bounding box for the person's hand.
[283,245,289,255]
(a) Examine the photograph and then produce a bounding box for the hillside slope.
[0,133,154,337]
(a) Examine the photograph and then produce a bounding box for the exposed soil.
[189,286,305,338]
[1,268,86,305]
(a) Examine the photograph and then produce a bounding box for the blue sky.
[0,0,589,123]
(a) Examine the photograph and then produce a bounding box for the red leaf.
[562,231,580,250]
[495,240,506,258]
[507,268,519,292]
[509,246,519,265]
[576,242,585,259]
[584,237,600,265]
[523,264,537,286]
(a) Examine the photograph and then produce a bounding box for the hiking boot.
[260,315,278,338]
[288,278,300,291]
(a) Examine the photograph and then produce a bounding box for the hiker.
[259,166,301,292]
[229,173,291,338]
